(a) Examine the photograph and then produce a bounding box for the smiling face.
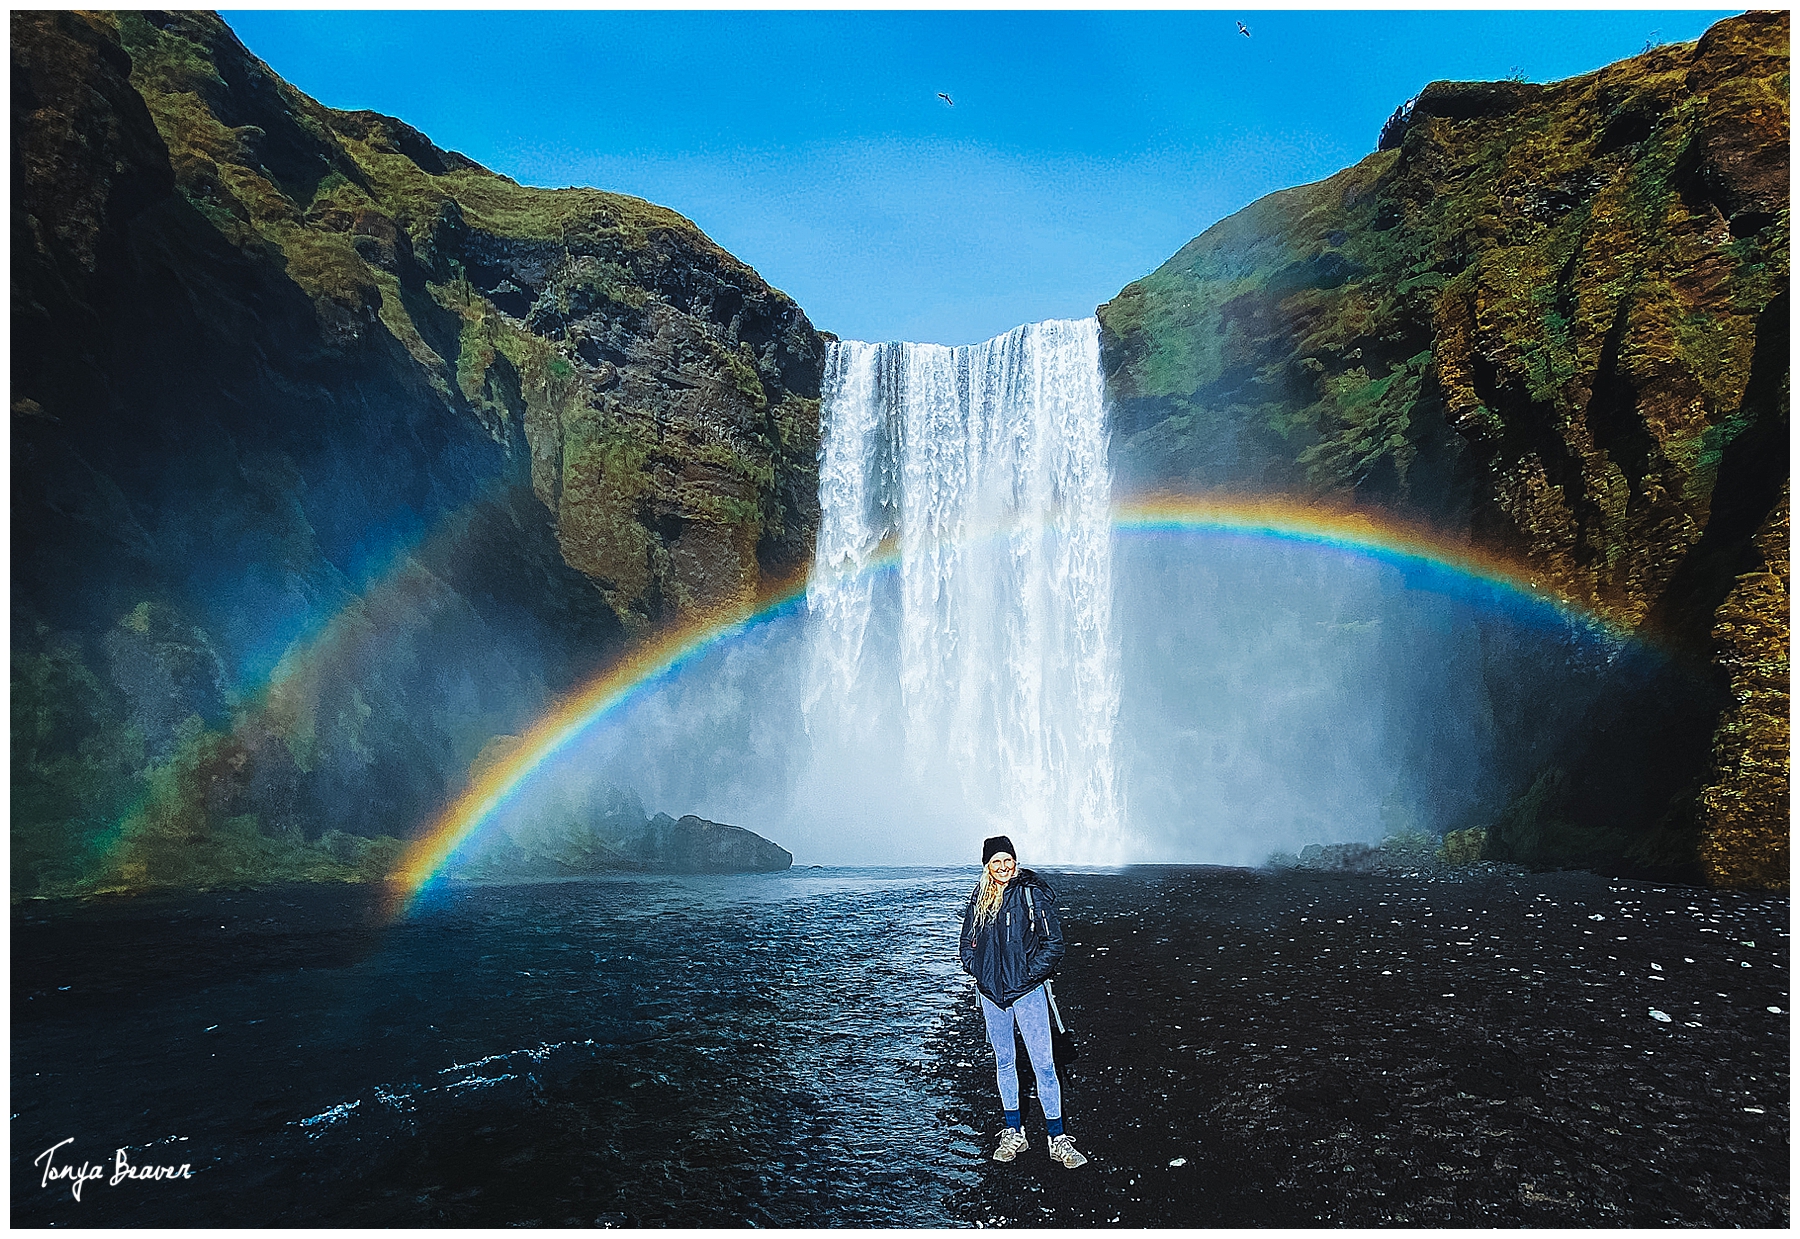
[985,853,1016,885]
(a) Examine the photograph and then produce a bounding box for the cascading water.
[468,321,1630,871]
[508,312,1621,873]
[805,318,1126,864]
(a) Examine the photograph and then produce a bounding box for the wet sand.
[935,866,1789,1227]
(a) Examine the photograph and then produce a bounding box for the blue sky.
[224,10,1738,346]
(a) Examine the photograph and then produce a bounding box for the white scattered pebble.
[1650,962,1663,971]
[1767,1006,1783,1015]
[1588,914,1605,921]
[1649,1009,1672,1023]
[1169,1157,1187,1167]
[1744,1106,1765,1114]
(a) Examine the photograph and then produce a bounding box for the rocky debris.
[1289,842,1383,872]
[1270,833,1524,878]
[1100,12,1789,886]
[1438,826,1489,865]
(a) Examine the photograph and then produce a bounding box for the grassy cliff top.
[1103,11,1787,414]
[1096,10,1788,888]
[96,10,770,291]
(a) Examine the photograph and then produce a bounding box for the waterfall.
[806,318,1124,864]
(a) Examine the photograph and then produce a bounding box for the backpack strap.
[1020,885,1066,1029]
[1022,885,1048,935]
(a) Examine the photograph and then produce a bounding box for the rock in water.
[455,778,794,877]
[625,814,794,874]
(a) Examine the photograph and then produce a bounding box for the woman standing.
[959,835,1087,1169]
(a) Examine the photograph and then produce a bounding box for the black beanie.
[982,835,1016,865]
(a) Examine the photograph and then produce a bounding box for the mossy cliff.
[1100,12,1788,887]
[12,11,821,896]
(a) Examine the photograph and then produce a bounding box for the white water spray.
[510,329,1610,870]
[806,319,1125,863]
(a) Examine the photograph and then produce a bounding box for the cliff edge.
[13,11,818,895]
[1100,12,1788,886]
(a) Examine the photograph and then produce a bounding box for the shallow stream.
[13,868,985,1226]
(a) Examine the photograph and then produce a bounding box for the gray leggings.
[979,984,1062,1120]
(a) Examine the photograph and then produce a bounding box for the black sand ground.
[934,866,1789,1228]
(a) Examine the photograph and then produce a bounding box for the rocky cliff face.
[12,11,820,896]
[1100,12,1788,887]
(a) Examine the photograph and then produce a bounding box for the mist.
[458,314,1635,873]
[466,524,1627,869]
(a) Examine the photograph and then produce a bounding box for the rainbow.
[386,493,1629,914]
[383,573,814,916]
[1113,493,1629,633]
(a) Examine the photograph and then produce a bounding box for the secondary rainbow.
[386,494,1632,913]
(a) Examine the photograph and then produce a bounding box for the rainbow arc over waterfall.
[384,494,1631,915]
[1115,493,1621,625]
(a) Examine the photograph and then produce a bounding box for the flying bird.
[937,92,954,106]
[1237,21,1251,37]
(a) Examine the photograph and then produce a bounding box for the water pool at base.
[13,868,985,1226]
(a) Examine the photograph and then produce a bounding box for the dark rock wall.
[12,11,821,895]
[1099,12,1788,886]
[15,10,1784,893]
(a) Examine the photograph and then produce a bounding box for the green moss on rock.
[1102,12,1788,885]
[10,10,823,899]
[1698,487,1789,889]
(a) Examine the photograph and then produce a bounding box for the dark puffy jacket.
[959,869,1065,1007]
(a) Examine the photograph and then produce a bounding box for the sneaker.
[991,1127,1029,1162]
[1047,1133,1088,1169]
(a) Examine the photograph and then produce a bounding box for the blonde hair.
[971,868,1007,928]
